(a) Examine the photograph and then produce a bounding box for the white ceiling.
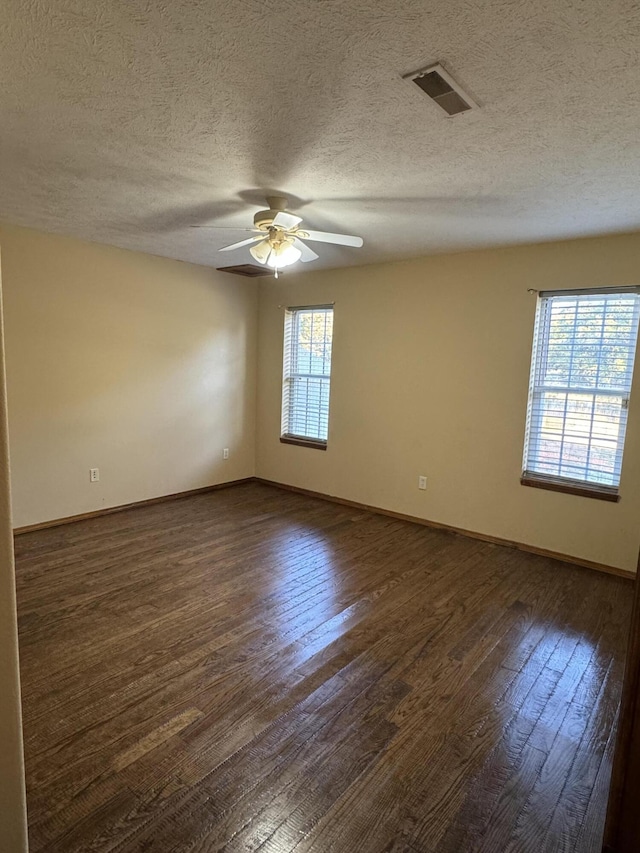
[1,0,640,270]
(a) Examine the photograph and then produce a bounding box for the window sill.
[280,435,327,451]
[520,475,620,503]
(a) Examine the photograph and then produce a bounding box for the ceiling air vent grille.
[403,63,478,116]
[217,264,273,277]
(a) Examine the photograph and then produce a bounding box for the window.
[281,305,333,449]
[522,287,640,500]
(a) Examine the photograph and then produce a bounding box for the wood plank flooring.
[15,481,632,852]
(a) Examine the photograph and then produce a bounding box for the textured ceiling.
[1,0,640,270]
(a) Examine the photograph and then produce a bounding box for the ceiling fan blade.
[300,229,363,248]
[272,211,303,229]
[292,238,319,262]
[219,236,265,252]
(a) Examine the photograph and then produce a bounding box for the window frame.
[521,286,640,502]
[280,304,334,451]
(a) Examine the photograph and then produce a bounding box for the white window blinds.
[282,306,333,443]
[523,288,640,491]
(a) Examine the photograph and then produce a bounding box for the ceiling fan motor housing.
[253,196,289,231]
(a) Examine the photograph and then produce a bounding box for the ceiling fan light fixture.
[249,239,272,264]
[266,243,302,269]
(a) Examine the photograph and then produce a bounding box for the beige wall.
[256,233,640,574]
[3,223,640,572]
[0,225,257,528]
[0,248,29,851]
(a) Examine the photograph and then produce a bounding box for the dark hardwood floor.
[15,481,632,852]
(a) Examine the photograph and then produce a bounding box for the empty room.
[1,1,640,852]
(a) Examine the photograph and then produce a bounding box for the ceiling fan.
[192,196,364,277]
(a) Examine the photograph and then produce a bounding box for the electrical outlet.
[418,475,427,490]
[90,468,100,483]
[223,448,229,460]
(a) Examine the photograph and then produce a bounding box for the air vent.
[403,63,478,116]
[217,264,273,277]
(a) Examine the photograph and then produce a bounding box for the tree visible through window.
[281,306,333,444]
[523,288,640,494]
